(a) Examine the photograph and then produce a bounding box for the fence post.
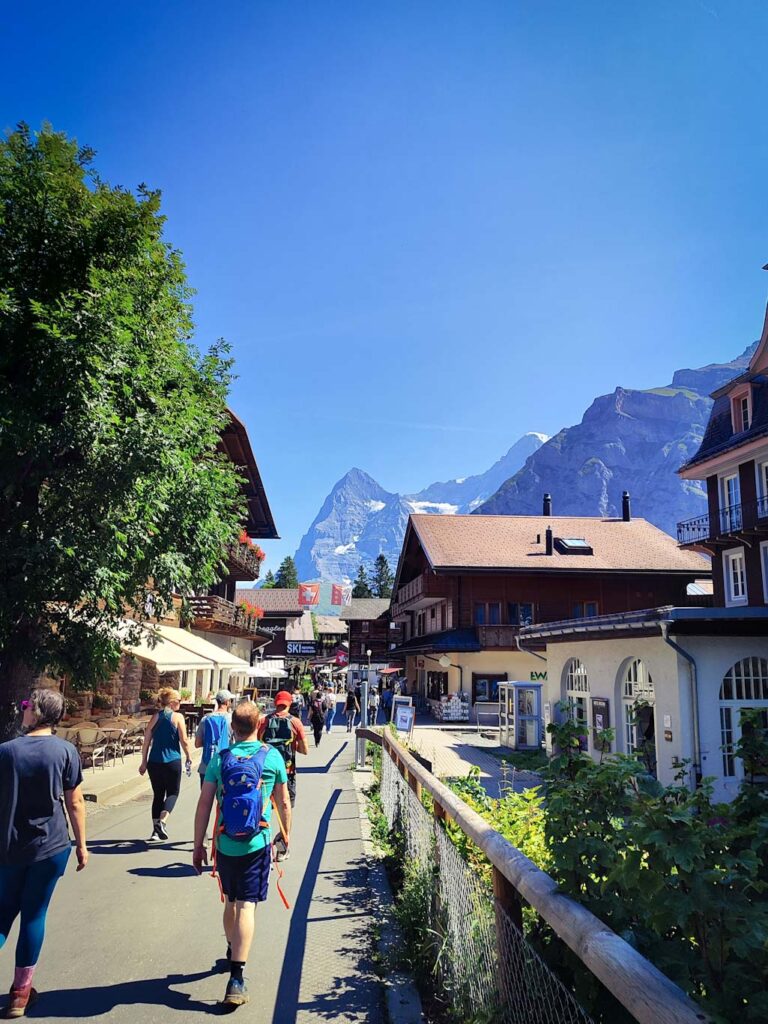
[492,864,523,934]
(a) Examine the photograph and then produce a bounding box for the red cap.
[275,691,293,707]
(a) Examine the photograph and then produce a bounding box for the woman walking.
[139,687,192,842]
[309,690,325,748]
[345,689,360,733]
[0,689,88,1018]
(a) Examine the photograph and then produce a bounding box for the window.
[472,673,506,703]
[723,548,748,606]
[474,602,501,625]
[508,602,534,626]
[572,601,599,618]
[564,659,589,745]
[361,620,369,634]
[731,390,752,434]
[762,542,768,603]
[555,537,594,555]
[622,659,655,763]
[427,671,448,701]
[488,602,501,625]
[719,658,768,778]
[757,462,768,519]
[474,603,486,626]
[719,474,742,533]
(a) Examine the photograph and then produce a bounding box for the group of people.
[0,684,312,1015]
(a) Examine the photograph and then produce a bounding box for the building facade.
[339,599,403,674]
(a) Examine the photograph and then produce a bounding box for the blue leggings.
[0,848,70,966]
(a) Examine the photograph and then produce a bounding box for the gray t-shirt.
[0,735,82,865]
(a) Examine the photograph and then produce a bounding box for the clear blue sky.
[3,1,767,572]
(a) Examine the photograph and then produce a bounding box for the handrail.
[357,726,710,1024]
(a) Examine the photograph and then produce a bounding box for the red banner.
[298,582,320,607]
[335,649,349,667]
[331,583,343,606]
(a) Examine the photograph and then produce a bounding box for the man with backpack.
[195,689,233,788]
[257,691,308,809]
[193,700,291,1008]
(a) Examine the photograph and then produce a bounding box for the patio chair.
[76,729,108,772]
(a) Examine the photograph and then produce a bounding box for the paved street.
[4,730,385,1023]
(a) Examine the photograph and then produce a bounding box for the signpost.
[286,640,318,657]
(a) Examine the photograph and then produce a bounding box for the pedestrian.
[258,691,307,807]
[195,689,233,789]
[139,687,192,842]
[344,689,360,733]
[308,690,324,747]
[0,689,88,1018]
[367,686,380,726]
[193,700,291,1008]
[381,686,394,720]
[323,688,336,733]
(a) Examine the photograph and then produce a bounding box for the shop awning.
[120,624,212,673]
[144,623,252,671]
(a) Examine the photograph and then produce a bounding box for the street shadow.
[88,839,193,855]
[297,743,348,774]
[26,969,223,1017]
[128,861,200,878]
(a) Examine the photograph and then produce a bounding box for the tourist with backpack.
[195,689,233,788]
[323,687,337,733]
[308,689,325,747]
[344,689,360,733]
[193,700,291,1009]
[257,691,307,808]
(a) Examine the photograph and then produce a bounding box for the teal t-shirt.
[204,740,287,857]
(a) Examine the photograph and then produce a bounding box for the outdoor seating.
[76,728,108,771]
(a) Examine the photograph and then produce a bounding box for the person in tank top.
[139,687,192,842]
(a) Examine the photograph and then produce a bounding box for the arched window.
[622,659,655,757]
[719,658,768,778]
[564,658,589,729]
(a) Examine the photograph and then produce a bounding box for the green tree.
[352,564,372,598]
[0,124,244,738]
[274,556,298,589]
[371,553,394,599]
[261,569,276,589]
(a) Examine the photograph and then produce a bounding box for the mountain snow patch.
[334,542,357,555]
[407,501,459,515]
[527,432,550,444]
[367,500,386,512]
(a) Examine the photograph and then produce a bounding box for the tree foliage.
[352,564,372,598]
[261,569,276,589]
[371,553,394,599]
[0,124,244,716]
[274,556,298,590]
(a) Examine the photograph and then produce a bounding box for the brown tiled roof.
[314,615,348,635]
[339,599,391,621]
[235,588,301,614]
[410,515,710,574]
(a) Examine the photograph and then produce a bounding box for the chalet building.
[390,509,708,722]
[519,298,768,801]
[235,588,315,667]
[339,599,403,675]
[315,615,349,657]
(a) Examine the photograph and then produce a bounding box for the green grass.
[484,747,547,771]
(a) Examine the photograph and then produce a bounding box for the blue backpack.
[219,746,270,840]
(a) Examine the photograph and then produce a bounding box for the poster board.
[591,697,611,753]
[394,703,416,741]
[391,694,413,723]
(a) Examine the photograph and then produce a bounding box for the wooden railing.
[188,594,263,637]
[225,540,262,580]
[356,727,711,1024]
[476,624,520,647]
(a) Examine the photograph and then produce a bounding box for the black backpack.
[262,712,295,775]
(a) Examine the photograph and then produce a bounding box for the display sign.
[286,640,318,657]
[394,704,416,738]
[591,697,611,753]
[391,694,413,723]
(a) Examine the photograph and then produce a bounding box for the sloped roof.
[408,514,709,574]
[236,588,301,614]
[339,599,391,621]
[314,615,348,635]
[221,411,279,540]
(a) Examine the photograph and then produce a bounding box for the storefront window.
[427,671,448,701]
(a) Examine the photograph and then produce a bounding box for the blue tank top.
[148,708,181,763]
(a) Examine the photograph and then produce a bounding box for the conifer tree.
[261,569,276,589]
[275,556,299,589]
[352,564,372,598]
[371,553,394,599]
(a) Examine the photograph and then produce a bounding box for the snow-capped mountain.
[293,434,548,582]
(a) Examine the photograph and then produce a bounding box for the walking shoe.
[275,847,290,863]
[147,824,161,843]
[4,986,37,1018]
[223,978,249,1007]
[156,820,169,841]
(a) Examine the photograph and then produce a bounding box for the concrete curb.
[353,771,425,1024]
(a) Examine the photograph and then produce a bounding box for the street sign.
[286,640,318,657]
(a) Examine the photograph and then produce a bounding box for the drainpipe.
[660,623,702,786]
[514,634,547,662]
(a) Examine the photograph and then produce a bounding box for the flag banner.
[331,583,343,606]
[298,582,320,607]
[335,649,349,667]
[341,585,353,605]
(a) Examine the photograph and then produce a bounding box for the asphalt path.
[2,726,385,1023]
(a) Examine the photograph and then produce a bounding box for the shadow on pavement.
[28,970,223,1017]
[128,861,200,878]
[297,743,348,774]
[88,839,192,855]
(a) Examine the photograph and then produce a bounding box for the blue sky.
[3,1,768,572]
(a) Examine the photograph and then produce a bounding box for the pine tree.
[352,564,372,598]
[371,553,394,599]
[261,569,276,589]
[275,556,299,590]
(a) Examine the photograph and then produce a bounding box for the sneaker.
[223,978,249,1007]
[147,825,161,843]
[5,986,37,1018]
[156,820,169,841]
[275,848,290,863]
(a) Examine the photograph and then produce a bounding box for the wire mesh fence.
[380,747,595,1024]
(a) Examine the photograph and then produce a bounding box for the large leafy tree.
[352,564,372,598]
[371,553,394,599]
[0,124,244,737]
[274,556,298,590]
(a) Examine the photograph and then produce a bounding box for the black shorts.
[216,845,272,903]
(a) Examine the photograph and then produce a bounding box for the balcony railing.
[391,571,447,614]
[225,541,262,581]
[476,624,521,648]
[188,594,264,638]
[677,498,768,545]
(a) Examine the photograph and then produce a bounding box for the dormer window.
[731,389,752,434]
[554,537,594,555]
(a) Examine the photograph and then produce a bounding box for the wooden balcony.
[391,571,447,616]
[224,541,262,582]
[476,624,521,648]
[188,594,263,639]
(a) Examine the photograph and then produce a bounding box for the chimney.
[543,493,552,516]
[545,526,553,555]
[622,491,631,522]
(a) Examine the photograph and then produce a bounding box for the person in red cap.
[257,692,307,823]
